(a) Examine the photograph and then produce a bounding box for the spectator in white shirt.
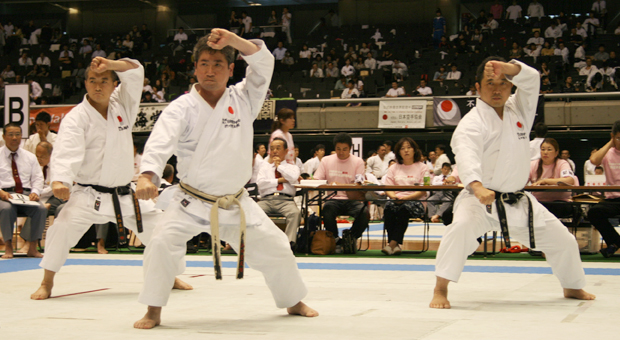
[309,63,324,78]
[341,59,355,77]
[27,78,42,103]
[173,27,188,44]
[554,42,570,65]
[524,43,542,59]
[560,149,576,171]
[465,85,477,96]
[527,0,544,19]
[341,80,360,99]
[143,78,153,94]
[366,145,391,179]
[383,140,395,162]
[257,138,301,245]
[392,59,408,81]
[302,144,325,176]
[505,0,522,21]
[544,22,562,41]
[92,44,107,59]
[272,41,287,61]
[482,14,499,32]
[36,53,51,67]
[151,86,166,103]
[294,144,303,172]
[78,40,93,57]
[575,22,588,39]
[583,12,600,37]
[385,82,405,97]
[433,144,451,175]
[24,111,56,155]
[364,52,377,70]
[18,52,33,68]
[241,11,253,38]
[446,64,461,80]
[415,80,432,96]
[1,65,15,79]
[526,31,544,46]
[579,58,599,77]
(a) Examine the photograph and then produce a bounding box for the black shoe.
[600,244,618,258]
[341,229,357,254]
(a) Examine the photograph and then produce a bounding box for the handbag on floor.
[311,230,336,255]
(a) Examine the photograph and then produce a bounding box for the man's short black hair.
[367,150,376,159]
[294,143,299,149]
[3,122,22,135]
[254,143,265,153]
[435,144,446,152]
[333,132,352,148]
[476,56,508,83]
[442,162,451,169]
[314,144,325,154]
[35,111,51,123]
[534,122,547,138]
[612,120,620,135]
[271,137,288,150]
[382,140,393,148]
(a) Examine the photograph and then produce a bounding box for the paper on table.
[9,193,41,206]
[299,180,327,188]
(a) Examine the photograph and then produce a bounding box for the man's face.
[270,140,287,160]
[194,50,234,94]
[476,73,513,109]
[35,121,49,134]
[335,143,350,160]
[441,165,451,176]
[277,42,283,48]
[377,146,386,157]
[392,82,398,89]
[566,76,573,84]
[316,148,325,158]
[560,150,570,159]
[435,147,443,155]
[35,145,50,167]
[611,51,617,58]
[612,132,620,150]
[599,46,605,52]
[3,127,21,151]
[328,63,333,69]
[294,147,299,158]
[258,144,266,156]
[85,69,116,106]
[428,151,436,161]
[420,80,426,88]
[451,66,457,72]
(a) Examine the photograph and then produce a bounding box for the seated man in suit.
[257,137,301,247]
[0,123,47,258]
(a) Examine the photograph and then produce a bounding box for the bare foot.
[16,243,30,254]
[134,306,162,329]
[31,283,53,300]
[431,215,440,223]
[429,288,451,309]
[2,243,13,259]
[287,301,319,317]
[26,249,43,258]
[97,239,108,254]
[172,277,193,290]
[564,288,596,300]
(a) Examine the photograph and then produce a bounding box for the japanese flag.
[433,98,461,126]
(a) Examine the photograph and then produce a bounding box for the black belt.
[2,187,31,192]
[492,190,535,249]
[78,183,143,247]
[263,192,293,198]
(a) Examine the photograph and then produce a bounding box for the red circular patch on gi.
[228,106,234,114]
[117,116,123,123]
[440,100,453,112]
[382,114,388,120]
[517,121,523,128]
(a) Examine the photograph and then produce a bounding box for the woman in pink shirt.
[381,137,427,255]
[268,108,296,164]
[588,120,620,257]
[528,138,577,218]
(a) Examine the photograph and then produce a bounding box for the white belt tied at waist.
[179,181,246,280]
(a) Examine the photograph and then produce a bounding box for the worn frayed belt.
[179,181,246,280]
[78,183,143,247]
[492,190,535,249]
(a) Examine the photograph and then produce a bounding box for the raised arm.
[590,137,614,166]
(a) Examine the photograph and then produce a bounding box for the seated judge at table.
[381,137,428,255]
[528,138,578,218]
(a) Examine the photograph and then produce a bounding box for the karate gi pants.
[138,195,308,308]
[435,195,586,289]
[40,190,159,273]
[257,196,301,243]
[0,199,47,242]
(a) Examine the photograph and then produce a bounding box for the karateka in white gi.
[31,57,191,300]
[133,29,318,329]
[429,57,595,309]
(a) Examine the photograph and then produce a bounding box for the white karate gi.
[434,60,586,290]
[138,40,307,308]
[24,131,57,155]
[40,59,161,273]
[366,154,390,179]
[529,137,544,161]
[303,156,320,175]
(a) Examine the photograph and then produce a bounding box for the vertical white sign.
[4,84,30,138]
[351,137,363,158]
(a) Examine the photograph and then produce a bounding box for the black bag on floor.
[296,212,320,253]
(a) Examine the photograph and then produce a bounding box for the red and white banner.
[378,100,426,129]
